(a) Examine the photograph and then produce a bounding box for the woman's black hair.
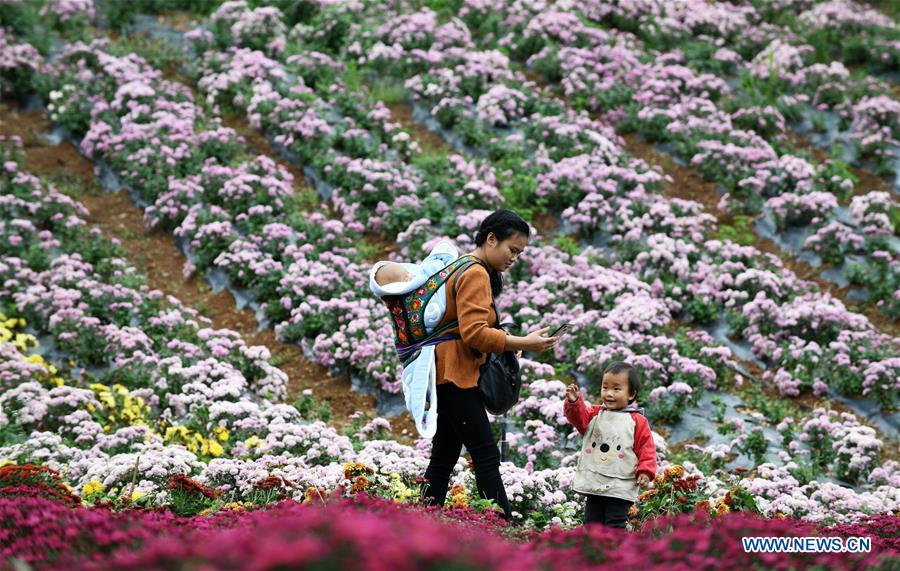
[474,209,530,297]
[602,361,641,403]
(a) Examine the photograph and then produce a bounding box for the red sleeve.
[563,396,602,436]
[631,412,657,480]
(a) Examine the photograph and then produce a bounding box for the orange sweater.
[434,260,507,388]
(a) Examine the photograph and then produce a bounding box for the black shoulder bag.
[476,299,522,416]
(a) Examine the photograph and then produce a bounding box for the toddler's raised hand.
[565,383,580,403]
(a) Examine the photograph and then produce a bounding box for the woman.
[423,209,559,519]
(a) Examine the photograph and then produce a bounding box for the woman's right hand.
[520,326,558,353]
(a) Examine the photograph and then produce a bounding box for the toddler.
[564,361,657,528]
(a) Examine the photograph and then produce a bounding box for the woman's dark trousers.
[422,382,512,519]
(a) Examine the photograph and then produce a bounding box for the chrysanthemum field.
[0,0,898,569]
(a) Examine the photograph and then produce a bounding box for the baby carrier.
[384,254,482,366]
[376,254,483,437]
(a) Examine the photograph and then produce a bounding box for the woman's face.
[484,232,528,272]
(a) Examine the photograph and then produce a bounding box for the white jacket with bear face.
[573,408,641,502]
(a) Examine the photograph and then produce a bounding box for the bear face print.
[583,434,626,465]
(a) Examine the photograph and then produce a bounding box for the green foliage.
[683,295,720,324]
[647,389,694,425]
[739,384,799,425]
[499,172,542,221]
[529,46,562,83]
[168,486,218,517]
[342,60,362,94]
[716,215,757,247]
[739,429,768,466]
[818,149,858,203]
[0,1,50,53]
[293,392,333,423]
[845,257,900,322]
[103,0,221,30]
[552,235,581,257]
[724,309,750,339]
[787,457,820,486]
[681,40,738,76]
[366,79,408,105]
[718,420,738,436]
[107,33,183,74]
[669,445,727,474]
[0,422,27,449]
[710,396,727,424]
[250,0,320,26]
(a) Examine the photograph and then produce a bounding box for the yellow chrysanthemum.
[164,425,189,441]
[208,440,224,457]
[715,500,730,516]
[213,426,229,442]
[664,465,686,480]
[14,333,36,350]
[131,490,146,501]
[83,480,104,496]
[245,435,260,449]
[449,488,469,509]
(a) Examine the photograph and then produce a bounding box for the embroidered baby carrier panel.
[574,411,639,500]
[383,255,480,366]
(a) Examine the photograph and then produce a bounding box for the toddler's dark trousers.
[584,494,632,528]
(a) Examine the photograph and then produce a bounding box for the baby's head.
[599,361,640,410]
[375,262,415,286]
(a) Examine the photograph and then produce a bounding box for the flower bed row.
[2,493,895,571]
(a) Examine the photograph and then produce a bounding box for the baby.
[374,263,415,287]
[564,361,657,528]
[369,240,459,333]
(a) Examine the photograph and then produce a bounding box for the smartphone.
[548,323,569,337]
